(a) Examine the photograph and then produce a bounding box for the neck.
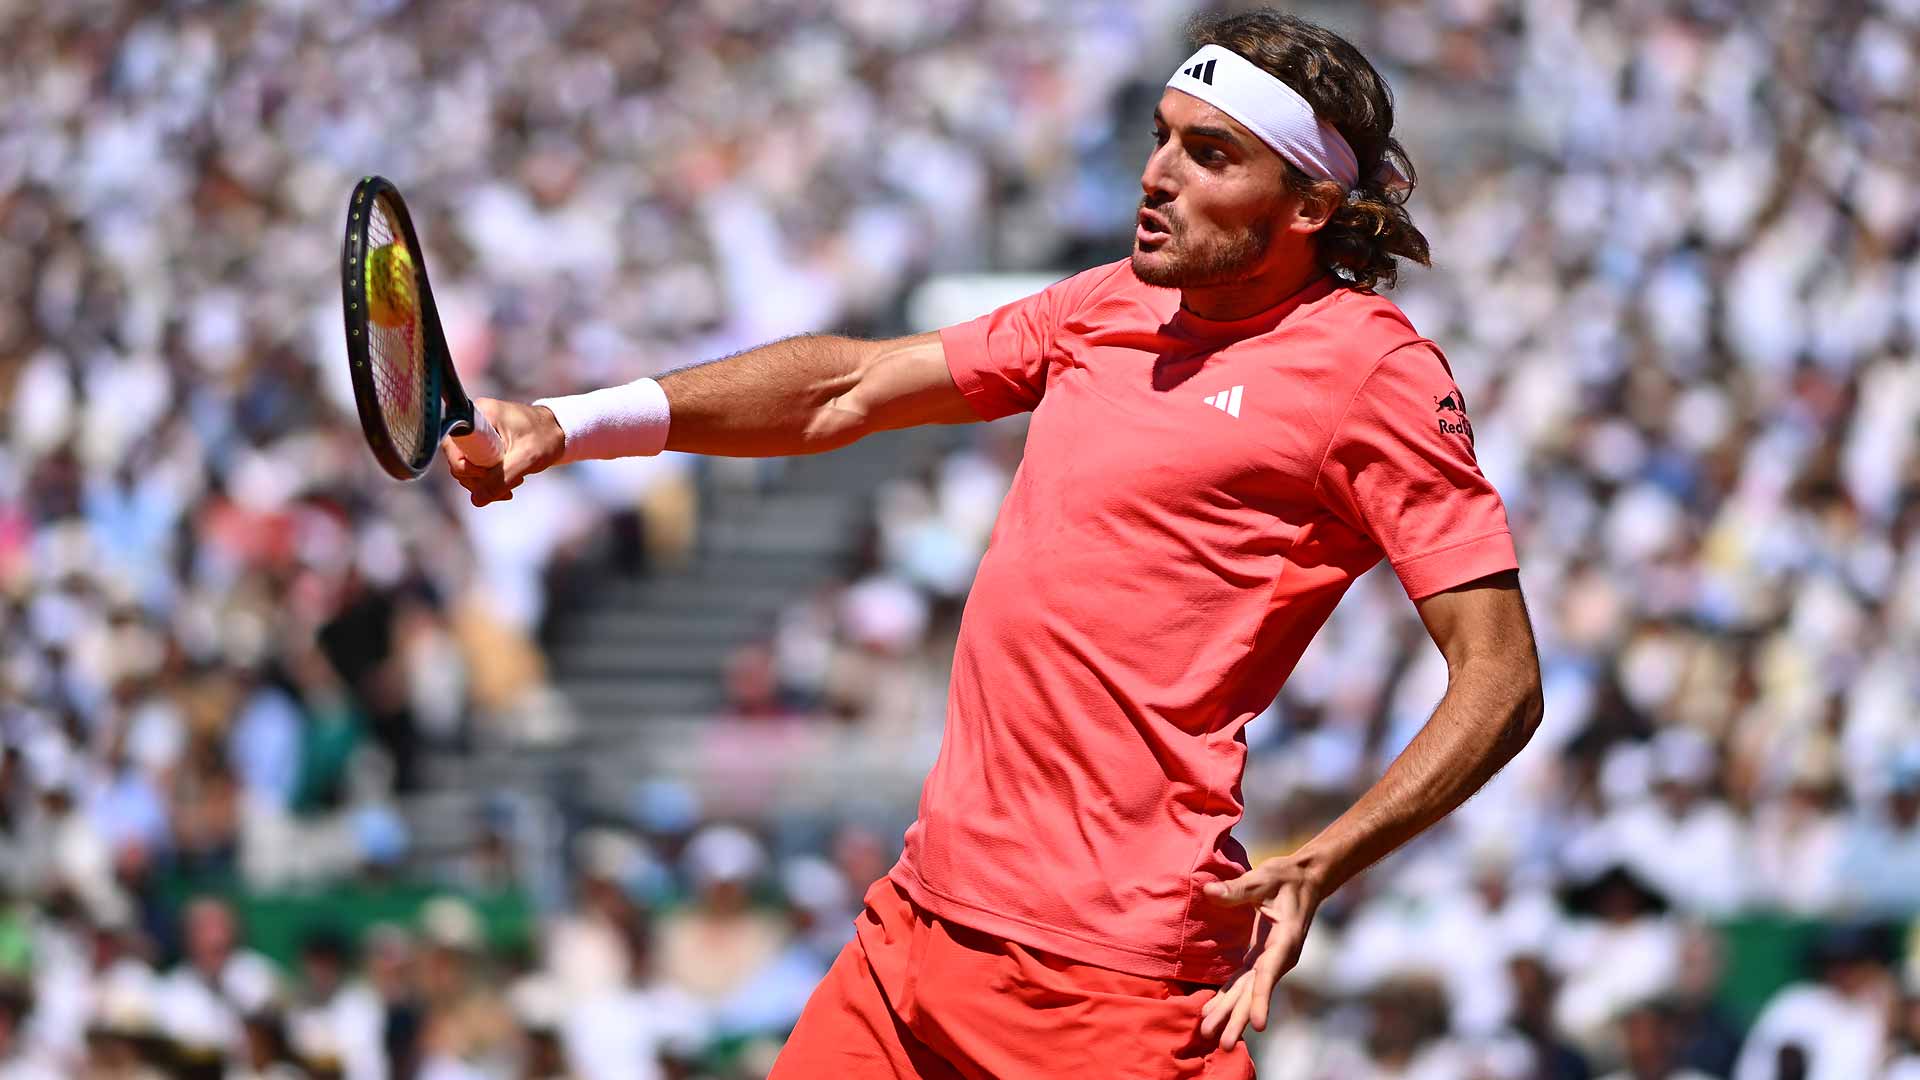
[1179,257,1327,321]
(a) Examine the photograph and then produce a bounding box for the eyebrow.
[1152,108,1248,151]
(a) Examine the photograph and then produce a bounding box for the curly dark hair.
[1187,9,1431,291]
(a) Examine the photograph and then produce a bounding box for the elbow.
[1506,672,1545,755]
[1448,647,1544,757]
[802,355,882,453]
[798,403,869,454]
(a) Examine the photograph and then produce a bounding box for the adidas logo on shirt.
[1202,386,1243,419]
[1181,58,1218,85]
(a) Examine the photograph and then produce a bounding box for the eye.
[1152,128,1168,145]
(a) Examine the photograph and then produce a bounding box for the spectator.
[288,929,386,1080]
[1597,998,1717,1080]
[1885,979,1920,1080]
[1494,948,1589,1080]
[516,1015,576,1080]
[1553,864,1682,1056]
[1747,751,1847,917]
[231,1010,308,1080]
[413,900,515,1079]
[1603,729,1747,916]
[359,926,423,1078]
[554,917,706,1080]
[1835,750,1920,917]
[1733,926,1899,1080]
[0,982,56,1080]
[708,856,848,1042]
[1358,977,1472,1080]
[1666,925,1744,1079]
[156,898,277,1069]
[654,826,786,1010]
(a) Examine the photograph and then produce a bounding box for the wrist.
[532,377,671,463]
[1280,846,1339,901]
[531,405,567,471]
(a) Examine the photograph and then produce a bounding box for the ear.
[1287,179,1342,234]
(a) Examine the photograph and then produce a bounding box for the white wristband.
[533,377,671,462]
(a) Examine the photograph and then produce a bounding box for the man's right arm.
[445,332,974,506]
[658,331,974,457]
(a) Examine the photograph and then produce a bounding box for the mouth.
[1136,207,1172,247]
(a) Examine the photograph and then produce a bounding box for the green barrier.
[158,873,535,971]
[1714,916,1825,1028]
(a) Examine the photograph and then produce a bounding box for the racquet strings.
[366,195,430,465]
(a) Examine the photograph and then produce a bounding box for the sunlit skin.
[1132,88,1340,320]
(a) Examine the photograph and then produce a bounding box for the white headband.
[1167,44,1409,193]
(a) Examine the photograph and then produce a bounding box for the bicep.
[1411,570,1539,676]
[836,331,980,433]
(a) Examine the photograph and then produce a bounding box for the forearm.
[657,334,876,457]
[453,334,954,503]
[1292,665,1542,895]
[521,330,962,471]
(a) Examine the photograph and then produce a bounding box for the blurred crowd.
[0,816,887,1079]
[3,0,1920,1076]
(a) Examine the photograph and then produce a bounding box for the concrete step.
[550,610,772,649]
[557,676,726,719]
[702,490,864,522]
[553,641,735,678]
[630,579,815,615]
[703,515,857,554]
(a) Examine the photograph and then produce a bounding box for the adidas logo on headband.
[1181,58,1217,85]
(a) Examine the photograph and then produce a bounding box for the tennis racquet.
[340,175,503,481]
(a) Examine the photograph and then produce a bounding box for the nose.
[1141,141,1178,204]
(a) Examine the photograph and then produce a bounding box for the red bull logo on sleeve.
[1435,389,1473,439]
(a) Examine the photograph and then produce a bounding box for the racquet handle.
[450,404,506,468]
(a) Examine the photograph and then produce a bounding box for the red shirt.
[889,260,1519,984]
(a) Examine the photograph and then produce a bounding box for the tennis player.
[447,10,1543,1078]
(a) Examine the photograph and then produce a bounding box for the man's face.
[303,951,343,997]
[1622,1008,1675,1072]
[185,900,235,974]
[1132,89,1303,289]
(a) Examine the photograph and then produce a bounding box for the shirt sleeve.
[1314,341,1518,601]
[937,262,1123,421]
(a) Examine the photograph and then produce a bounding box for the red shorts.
[770,876,1255,1080]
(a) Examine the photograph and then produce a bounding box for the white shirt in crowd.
[560,985,709,1080]
[1604,796,1747,916]
[1733,981,1892,1080]
[290,979,389,1080]
[158,950,279,1056]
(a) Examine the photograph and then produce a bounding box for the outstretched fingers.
[1199,971,1249,1041]
[1247,917,1305,1034]
[1198,873,1319,1050]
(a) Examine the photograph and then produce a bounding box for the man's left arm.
[1198,569,1543,1049]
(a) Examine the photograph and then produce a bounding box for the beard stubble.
[1130,199,1276,288]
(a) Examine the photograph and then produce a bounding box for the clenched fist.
[442,398,567,507]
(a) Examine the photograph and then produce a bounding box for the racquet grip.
[451,404,506,468]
